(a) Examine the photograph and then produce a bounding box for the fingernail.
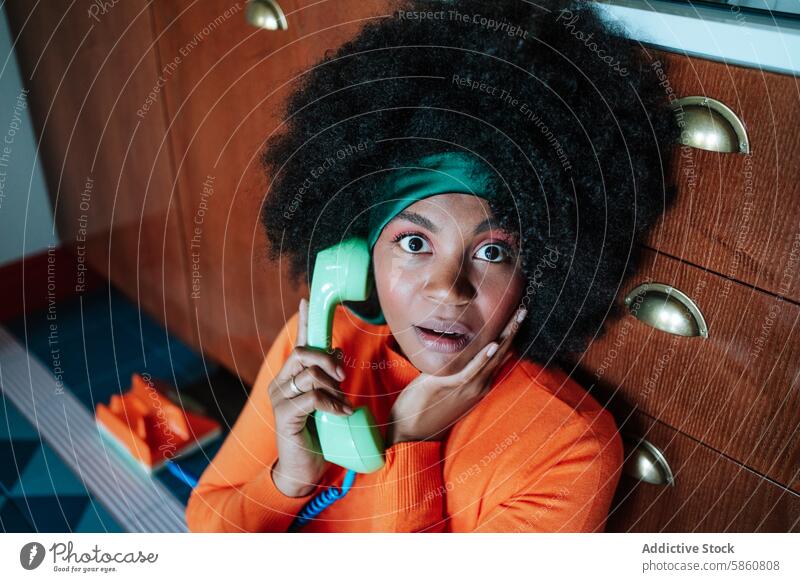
[336,366,345,380]
[516,309,528,323]
[486,343,499,358]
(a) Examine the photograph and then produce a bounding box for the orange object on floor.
[95,373,221,472]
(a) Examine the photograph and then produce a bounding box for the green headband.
[345,151,496,325]
[366,151,496,250]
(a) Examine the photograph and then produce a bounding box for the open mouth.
[413,325,473,354]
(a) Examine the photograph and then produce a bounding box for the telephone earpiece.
[307,238,385,473]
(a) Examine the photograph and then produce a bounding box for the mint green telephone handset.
[307,237,385,474]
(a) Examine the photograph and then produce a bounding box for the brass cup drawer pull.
[245,0,288,30]
[673,96,750,154]
[624,282,708,338]
[623,435,675,486]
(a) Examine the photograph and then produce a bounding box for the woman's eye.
[474,243,509,263]
[398,234,430,254]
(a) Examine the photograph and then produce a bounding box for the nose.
[422,254,476,307]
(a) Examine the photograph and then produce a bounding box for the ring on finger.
[290,374,302,396]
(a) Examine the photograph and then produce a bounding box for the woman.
[186,0,676,532]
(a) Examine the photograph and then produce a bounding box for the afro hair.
[260,0,678,368]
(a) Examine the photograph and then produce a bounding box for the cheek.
[473,271,525,335]
[372,251,419,319]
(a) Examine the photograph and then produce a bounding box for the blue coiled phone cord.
[288,469,357,532]
[164,460,199,489]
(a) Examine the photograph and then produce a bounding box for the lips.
[413,317,475,354]
[414,318,473,337]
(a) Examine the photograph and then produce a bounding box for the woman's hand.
[269,298,353,497]
[386,306,528,447]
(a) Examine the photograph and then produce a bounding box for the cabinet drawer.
[608,412,799,532]
[577,248,800,491]
[645,50,800,304]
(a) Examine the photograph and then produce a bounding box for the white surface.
[596,0,800,75]
[0,533,798,579]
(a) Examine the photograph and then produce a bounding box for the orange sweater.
[186,306,623,532]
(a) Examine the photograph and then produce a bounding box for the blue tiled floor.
[1,284,221,531]
[0,393,124,532]
[6,285,213,411]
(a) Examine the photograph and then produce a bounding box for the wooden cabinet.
[6,0,798,531]
[573,51,800,529]
[641,52,800,304]
[576,247,800,492]
[610,412,799,532]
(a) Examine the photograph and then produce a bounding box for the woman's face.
[372,193,525,376]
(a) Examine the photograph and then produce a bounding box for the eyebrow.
[393,211,499,236]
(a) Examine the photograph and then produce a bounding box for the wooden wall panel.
[149,0,393,384]
[4,0,194,346]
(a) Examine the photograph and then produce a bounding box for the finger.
[295,298,308,348]
[273,380,350,419]
[278,389,354,426]
[278,366,346,402]
[276,345,346,385]
[499,306,528,345]
[449,341,502,386]
[491,307,528,362]
[449,307,528,387]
